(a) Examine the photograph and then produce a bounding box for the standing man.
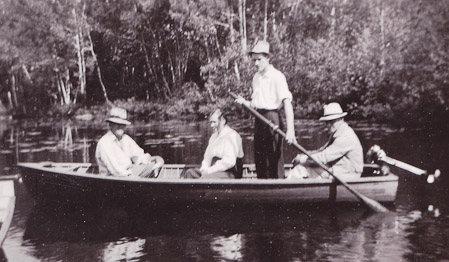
[182,109,244,179]
[96,107,164,178]
[235,40,296,179]
[287,102,363,180]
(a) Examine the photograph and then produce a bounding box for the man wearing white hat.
[235,40,296,179]
[95,107,164,178]
[287,102,363,180]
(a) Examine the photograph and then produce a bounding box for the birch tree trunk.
[140,34,162,98]
[264,0,268,40]
[56,69,71,105]
[74,9,86,98]
[242,0,247,55]
[379,3,385,76]
[10,75,18,108]
[87,32,111,105]
[228,6,234,44]
[238,0,245,56]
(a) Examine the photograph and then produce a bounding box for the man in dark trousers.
[235,40,296,179]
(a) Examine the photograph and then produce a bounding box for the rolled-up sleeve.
[276,73,292,103]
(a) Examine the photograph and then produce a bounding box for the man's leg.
[201,171,235,179]
[130,155,165,178]
[287,164,327,179]
[254,117,268,179]
[266,111,284,179]
[131,162,156,177]
[180,168,202,179]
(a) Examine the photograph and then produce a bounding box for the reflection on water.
[103,238,146,261]
[20,201,407,261]
[0,119,448,261]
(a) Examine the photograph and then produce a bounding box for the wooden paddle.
[231,92,389,213]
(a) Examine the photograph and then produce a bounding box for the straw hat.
[319,103,348,121]
[106,107,131,125]
[249,40,270,55]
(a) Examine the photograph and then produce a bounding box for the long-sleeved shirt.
[251,64,293,110]
[95,131,149,176]
[201,125,244,174]
[311,121,363,176]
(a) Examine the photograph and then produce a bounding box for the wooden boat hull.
[0,177,16,246]
[18,162,398,207]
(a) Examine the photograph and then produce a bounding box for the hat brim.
[319,112,347,121]
[248,51,270,56]
[106,118,131,125]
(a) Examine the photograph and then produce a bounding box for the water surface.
[0,119,448,261]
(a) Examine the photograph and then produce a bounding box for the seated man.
[95,107,164,178]
[287,102,363,180]
[182,109,244,179]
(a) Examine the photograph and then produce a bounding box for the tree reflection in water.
[0,119,448,261]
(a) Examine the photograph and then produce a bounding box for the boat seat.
[234,158,244,179]
[361,163,389,177]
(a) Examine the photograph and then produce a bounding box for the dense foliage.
[0,0,448,127]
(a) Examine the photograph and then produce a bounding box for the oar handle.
[231,92,388,212]
[0,175,20,181]
[381,156,426,176]
[368,145,428,176]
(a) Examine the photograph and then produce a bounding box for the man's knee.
[181,168,201,179]
[286,165,309,179]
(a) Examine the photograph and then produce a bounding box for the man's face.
[325,120,337,133]
[210,112,224,133]
[110,123,126,140]
[251,53,270,73]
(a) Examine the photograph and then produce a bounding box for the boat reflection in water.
[3,120,449,261]
[21,199,422,261]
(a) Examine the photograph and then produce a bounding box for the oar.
[231,92,389,213]
[367,145,440,183]
[0,175,20,181]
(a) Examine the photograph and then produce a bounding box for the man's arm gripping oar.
[231,92,389,213]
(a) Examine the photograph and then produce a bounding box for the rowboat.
[0,176,17,246]
[18,162,398,207]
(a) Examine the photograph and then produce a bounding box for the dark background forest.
[1,0,448,128]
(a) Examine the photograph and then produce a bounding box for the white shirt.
[251,64,293,110]
[201,125,244,174]
[95,131,150,176]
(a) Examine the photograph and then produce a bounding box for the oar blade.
[360,195,389,213]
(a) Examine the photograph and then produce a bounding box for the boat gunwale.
[18,162,399,186]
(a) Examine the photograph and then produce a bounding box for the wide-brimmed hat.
[106,107,131,125]
[319,102,348,121]
[249,40,270,55]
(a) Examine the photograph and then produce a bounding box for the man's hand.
[200,167,210,176]
[285,129,297,144]
[131,156,140,164]
[292,154,308,166]
[150,156,164,169]
[235,96,250,107]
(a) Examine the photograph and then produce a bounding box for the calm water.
[0,118,448,261]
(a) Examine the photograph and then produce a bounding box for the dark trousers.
[254,110,284,179]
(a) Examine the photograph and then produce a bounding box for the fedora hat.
[249,40,270,55]
[106,107,131,125]
[319,102,348,121]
